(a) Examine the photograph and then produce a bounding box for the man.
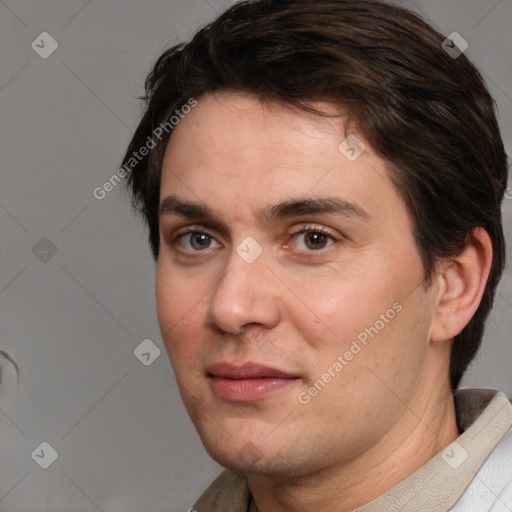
[121,0,511,510]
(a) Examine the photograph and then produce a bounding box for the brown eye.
[189,233,212,250]
[293,229,336,251]
[304,232,329,250]
[176,231,221,252]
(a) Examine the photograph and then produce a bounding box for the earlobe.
[429,228,493,344]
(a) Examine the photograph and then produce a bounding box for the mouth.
[206,362,301,402]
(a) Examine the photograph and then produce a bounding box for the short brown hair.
[121,0,508,389]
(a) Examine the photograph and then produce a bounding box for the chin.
[202,436,318,480]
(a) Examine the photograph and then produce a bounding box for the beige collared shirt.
[193,388,512,511]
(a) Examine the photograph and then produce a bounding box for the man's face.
[156,91,440,477]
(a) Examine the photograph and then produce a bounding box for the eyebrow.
[158,195,372,224]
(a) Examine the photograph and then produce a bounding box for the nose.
[206,246,281,335]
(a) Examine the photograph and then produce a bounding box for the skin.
[155,91,493,511]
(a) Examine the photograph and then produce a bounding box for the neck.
[248,383,459,512]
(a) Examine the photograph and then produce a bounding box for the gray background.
[0,0,510,511]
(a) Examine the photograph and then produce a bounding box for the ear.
[429,227,493,343]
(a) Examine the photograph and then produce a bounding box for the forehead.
[159,91,407,227]
[164,92,351,165]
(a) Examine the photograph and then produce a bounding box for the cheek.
[155,268,205,363]
[289,274,393,354]
[291,271,424,396]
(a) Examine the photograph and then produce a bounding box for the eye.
[175,230,221,252]
[291,226,337,251]
[170,225,339,254]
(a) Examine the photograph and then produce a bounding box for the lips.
[206,362,298,380]
[206,362,300,401]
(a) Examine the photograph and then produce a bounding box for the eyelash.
[171,224,339,254]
